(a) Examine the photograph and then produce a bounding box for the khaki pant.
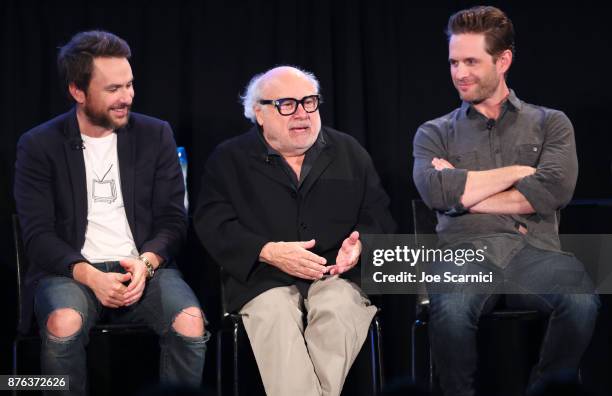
[239,275,377,396]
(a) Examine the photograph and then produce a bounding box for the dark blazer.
[14,108,187,332]
[194,126,396,313]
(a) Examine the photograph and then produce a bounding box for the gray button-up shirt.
[413,90,578,267]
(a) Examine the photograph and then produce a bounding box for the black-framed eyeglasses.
[258,94,322,116]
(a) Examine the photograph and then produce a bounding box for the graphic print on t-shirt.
[92,164,117,204]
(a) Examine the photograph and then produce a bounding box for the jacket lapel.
[246,128,295,191]
[300,141,335,197]
[249,153,295,191]
[62,109,88,246]
[117,122,136,239]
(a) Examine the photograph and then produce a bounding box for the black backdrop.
[2,0,612,394]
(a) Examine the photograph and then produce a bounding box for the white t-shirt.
[80,133,139,262]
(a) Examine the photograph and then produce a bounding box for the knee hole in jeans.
[172,306,205,338]
[46,308,83,339]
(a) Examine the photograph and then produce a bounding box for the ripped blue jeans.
[34,262,208,396]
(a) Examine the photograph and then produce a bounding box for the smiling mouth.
[110,106,130,117]
[456,79,477,88]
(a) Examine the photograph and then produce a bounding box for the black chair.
[216,270,385,396]
[409,200,544,394]
[12,214,158,396]
[215,272,265,396]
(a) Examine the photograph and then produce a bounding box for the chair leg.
[216,331,223,396]
[372,316,384,395]
[411,319,434,392]
[217,321,241,396]
[232,321,239,396]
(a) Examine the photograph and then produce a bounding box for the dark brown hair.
[57,30,131,95]
[446,6,515,60]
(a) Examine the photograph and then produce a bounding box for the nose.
[453,63,469,80]
[293,102,308,118]
[121,86,134,104]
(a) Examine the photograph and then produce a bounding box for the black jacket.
[194,126,396,313]
[14,108,187,332]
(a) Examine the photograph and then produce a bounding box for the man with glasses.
[195,66,395,396]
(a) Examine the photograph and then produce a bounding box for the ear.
[254,105,265,127]
[496,49,513,75]
[68,83,86,104]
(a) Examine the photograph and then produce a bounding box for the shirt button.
[300,222,307,230]
[495,149,501,154]
[290,192,297,199]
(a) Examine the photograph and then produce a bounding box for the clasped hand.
[79,258,148,308]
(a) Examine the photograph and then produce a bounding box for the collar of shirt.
[459,89,523,120]
[256,126,327,188]
[256,126,326,157]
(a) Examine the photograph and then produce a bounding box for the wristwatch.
[138,255,155,279]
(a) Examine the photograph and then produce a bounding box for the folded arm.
[468,188,535,214]
[432,157,535,214]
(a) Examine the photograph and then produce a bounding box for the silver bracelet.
[138,255,155,279]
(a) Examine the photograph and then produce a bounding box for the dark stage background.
[2,1,612,394]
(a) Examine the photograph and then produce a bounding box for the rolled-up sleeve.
[413,122,468,213]
[514,110,578,216]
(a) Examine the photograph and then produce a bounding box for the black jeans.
[35,263,208,396]
[428,244,600,396]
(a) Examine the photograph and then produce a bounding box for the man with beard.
[412,6,599,396]
[195,66,395,396]
[14,31,207,395]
